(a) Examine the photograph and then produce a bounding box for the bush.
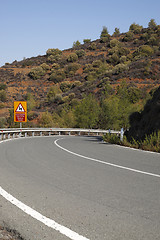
[47,86,62,103]
[83,39,91,43]
[38,111,53,127]
[47,54,61,63]
[140,45,154,56]
[110,39,121,48]
[129,23,143,34]
[67,53,78,62]
[109,53,120,64]
[29,67,45,79]
[51,63,60,70]
[76,49,85,58]
[147,35,159,46]
[49,69,65,83]
[0,90,7,102]
[113,27,120,37]
[148,19,157,29]
[40,63,50,71]
[0,84,7,90]
[60,81,72,92]
[100,26,110,39]
[72,40,81,48]
[0,117,6,128]
[133,45,154,58]
[123,31,134,42]
[89,42,97,50]
[112,63,129,74]
[46,48,62,56]
[103,133,121,144]
[65,63,80,74]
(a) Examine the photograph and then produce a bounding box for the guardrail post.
[120,128,124,142]
[8,133,10,139]
[32,132,35,137]
[78,132,81,136]
[40,132,42,136]
[3,134,6,140]
[0,134,2,140]
[25,132,27,138]
[68,132,71,135]
[59,132,61,135]
[49,132,51,136]
[13,133,15,139]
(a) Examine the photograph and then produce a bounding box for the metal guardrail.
[0,128,121,140]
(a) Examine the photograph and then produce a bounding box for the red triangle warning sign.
[15,103,25,112]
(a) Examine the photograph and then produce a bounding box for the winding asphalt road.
[0,136,160,240]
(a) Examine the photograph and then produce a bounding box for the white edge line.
[0,139,90,240]
[55,138,160,179]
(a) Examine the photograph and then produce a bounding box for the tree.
[72,40,81,48]
[38,111,53,127]
[75,94,100,128]
[100,26,109,38]
[100,26,110,42]
[129,23,143,34]
[113,27,120,37]
[148,19,157,29]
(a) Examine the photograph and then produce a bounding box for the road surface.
[0,136,160,240]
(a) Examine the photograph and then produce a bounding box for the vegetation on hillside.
[0,19,160,152]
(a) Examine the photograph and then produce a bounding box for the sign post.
[14,101,27,128]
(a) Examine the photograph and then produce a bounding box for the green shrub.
[65,63,80,74]
[89,42,97,50]
[83,39,91,43]
[103,133,121,144]
[100,26,110,39]
[29,66,45,79]
[51,63,60,70]
[148,19,157,29]
[129,23,143,34]
[123,31,134,41]
[72,40,81,48]
[47,54,61,63]
[47,86,62,103]
[113,27,120,37]
[110,39,121,48]
[0,90,7,102]
[38,111,53,127]
[141,131,160,152]
[112,63,129,74]
[49,69,65,83]
[109,53,120,64]
[0,117,6,128]
[46,48,62,56]
[0,84,7,90]
[60,81,72,92]
[76,49,85,58]
[147,35,159,46]
[67,53,78,62]
[139,45,154,56]
[40,63,50,71]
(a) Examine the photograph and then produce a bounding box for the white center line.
[54,138,160,179]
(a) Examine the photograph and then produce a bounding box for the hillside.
[0,21,160,129]
[127,86,160,141]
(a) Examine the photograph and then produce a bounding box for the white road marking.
[0,187,89,240]
[0,139,89,240]
[54,138,160,179]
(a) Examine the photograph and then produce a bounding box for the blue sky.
[0,0,160,67]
